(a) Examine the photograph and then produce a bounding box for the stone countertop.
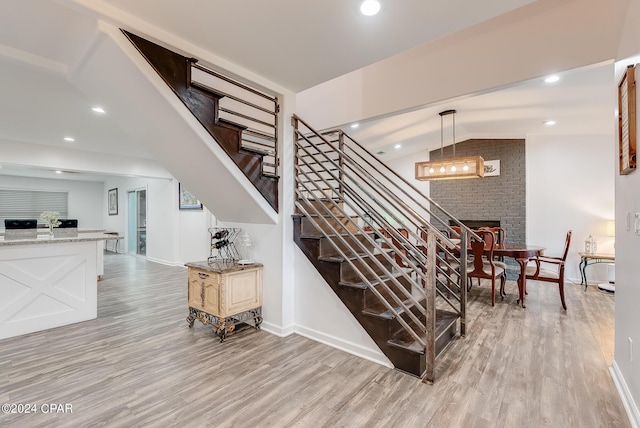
[0,232,123,246]
[185,260,263,273]
[0,228,110,236]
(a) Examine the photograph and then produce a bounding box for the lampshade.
[607,220,615,237]
[415,156,485,180]
[415,109,485,181]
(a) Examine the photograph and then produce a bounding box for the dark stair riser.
[320,234,375,257]
[335,253,396,283]
[392,305,456,349]
[386,310,459,357]
[361,276,416,314]
[300,215,360,235]
[296,199,347,217]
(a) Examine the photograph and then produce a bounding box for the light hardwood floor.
[0,254,630,427]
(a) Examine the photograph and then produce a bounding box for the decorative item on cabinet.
[208,227,240,261]
[185,260,263,342]
[237,232,254,264]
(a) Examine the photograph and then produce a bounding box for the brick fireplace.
[431,138,526,279]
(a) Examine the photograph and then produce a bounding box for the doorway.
[127,189,147,256]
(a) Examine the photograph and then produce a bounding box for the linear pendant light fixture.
[415,109,484,181]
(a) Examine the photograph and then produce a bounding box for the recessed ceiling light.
[544,75,560,83]
[351,123,359,128]
[92,106,106,114]
[55,170,63,174]
[360,0,381,16]
[394,144,402,149]
[543,120,556,126]
[63,137,75,142]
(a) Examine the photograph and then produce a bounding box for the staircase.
[292,115,478,383]
[123,31,280,212]
[94,28,475,382]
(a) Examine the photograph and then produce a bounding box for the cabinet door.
[188,269,219,315]
[222,268,262,316]
[188,274,205,310]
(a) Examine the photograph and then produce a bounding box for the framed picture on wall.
[618,64,637,175]
[179,183,202,210]
[484,160,501,177]
[108,188,118,215]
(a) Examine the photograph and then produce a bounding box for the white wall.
[293,247,392,367]
[102,176,212,265]
[177,200,213,264]
[526,134,615,284]
[0,175,104,229]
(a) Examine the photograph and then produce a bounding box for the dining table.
[491,244,545,308]
[449,238,545,308]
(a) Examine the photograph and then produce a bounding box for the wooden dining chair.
[478,226,505,247]
[390,228,409,267]
[467,229,506,306]
[525,230,572,310]
[469,227,507,293]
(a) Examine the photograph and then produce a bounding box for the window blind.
[0,188,68,228]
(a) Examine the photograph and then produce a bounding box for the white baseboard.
[610,360,640,428]
[261,321,294,337]
[146,256,185,267]
[294,324,393,369]
[260,322,392,369]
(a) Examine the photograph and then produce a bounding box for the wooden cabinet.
[185,261,263,341]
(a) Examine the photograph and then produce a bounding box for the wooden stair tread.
[240,146,275,156]
[361,296,417,320]
[387,309,459,354]
[317,248,392,263]
[217,117,248,131]
[338,271,406,290]
[299,231,375,239]
[303,213,358,219]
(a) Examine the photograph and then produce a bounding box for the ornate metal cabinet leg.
[254,316,263,329]
[186,307,197,328]
[217,319,227,342]
[252,308,263,329]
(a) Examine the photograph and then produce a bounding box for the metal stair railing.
[293,115,481,383]
[190,62,279,177]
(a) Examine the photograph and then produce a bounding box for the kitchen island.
[0,232,120,340]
